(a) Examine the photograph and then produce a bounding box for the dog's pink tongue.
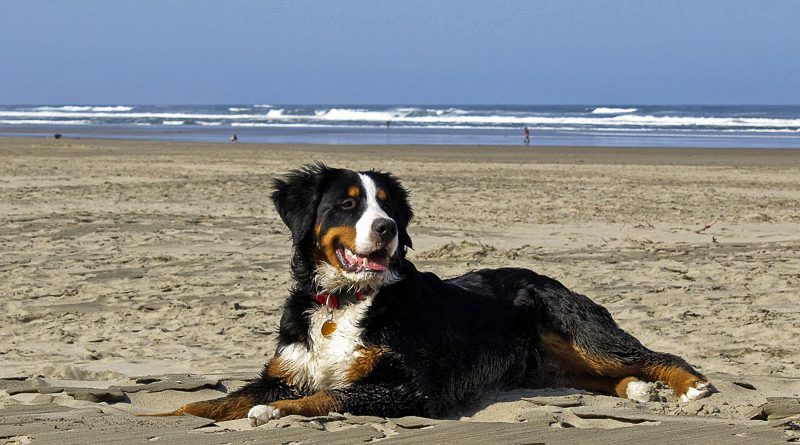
[343,249,388,271]
[362,255,388,271]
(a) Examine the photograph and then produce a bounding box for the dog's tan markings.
[539,332,632,377]
[540,331,706,398]
[141,358,298,421]
[271,391,341,417]
[642,364,705,396]
[318,226,357,270]
[555,375,640,399]
[345,346,386,383]
[377,188,387,202]
[266,357,295,386]
[143,395,256,421]
[539,332,647,398]
[315,223,322,237]
[348,185,360,198]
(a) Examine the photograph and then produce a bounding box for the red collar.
[314,289,367,309]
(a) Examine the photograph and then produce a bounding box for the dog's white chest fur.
[277,298,373,392]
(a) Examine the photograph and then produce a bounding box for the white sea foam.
[91,106,133,112]
[0,119,91,125]
[254,104,273,108]
[719,128,800,133]
[228,107,250,112]
[591,107,638,114]
[162,120,185,125]
[233,121,368,128]
[197,121,223,126]
[2,107,800,131]
[0,111,264,120]
[33,106,92,112]
[292,108,800,129]
[321,108,399,121]
[32,105,133,112]
[603,114,800,128]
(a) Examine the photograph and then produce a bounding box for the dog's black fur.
[167,163,710,422]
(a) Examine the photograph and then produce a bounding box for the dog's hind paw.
[248,404,281,427]
[625,380,658,403]
[679,381,712,402]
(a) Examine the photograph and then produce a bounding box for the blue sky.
[1,0,798,105]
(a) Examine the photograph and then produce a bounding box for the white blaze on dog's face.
[313,172,403,292]
[355,174,399,258]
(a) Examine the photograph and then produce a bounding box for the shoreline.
[5,124,800,150]
[2,136,800,166]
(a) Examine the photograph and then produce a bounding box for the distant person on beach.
[230,133,238,143]
[523,126,530,145]
[386,121,391,129]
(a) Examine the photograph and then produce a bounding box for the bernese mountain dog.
[161,163,712,425]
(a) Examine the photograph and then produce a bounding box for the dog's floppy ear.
[373,171,414,250]
[271,163,330,247]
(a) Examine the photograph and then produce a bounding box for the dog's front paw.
[248,404,281,427]
[679,381,712,402]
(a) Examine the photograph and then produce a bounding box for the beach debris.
[659,261,690,275]
[732,381,757,390]
[695,220,719,234]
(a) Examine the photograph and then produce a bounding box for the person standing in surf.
[523,126,530,145]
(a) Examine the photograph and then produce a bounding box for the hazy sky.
[2,0,798,105]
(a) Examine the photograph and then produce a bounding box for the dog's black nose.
[372,218,397,242]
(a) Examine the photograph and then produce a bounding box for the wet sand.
[1,137,798,443]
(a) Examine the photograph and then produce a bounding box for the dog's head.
[271,163,413,292]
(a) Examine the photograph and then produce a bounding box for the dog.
[161,163,711,425]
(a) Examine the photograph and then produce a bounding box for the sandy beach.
[1,137,799,443]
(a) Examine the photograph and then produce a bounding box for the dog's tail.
[136,394,256,421]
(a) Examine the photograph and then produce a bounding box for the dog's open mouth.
[335,245,389,272]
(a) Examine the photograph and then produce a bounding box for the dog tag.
[321,320,337,338]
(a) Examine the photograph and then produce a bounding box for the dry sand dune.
[1,138,798,443]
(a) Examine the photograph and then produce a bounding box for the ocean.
[1,104,800,148]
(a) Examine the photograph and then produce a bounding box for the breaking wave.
[32,105,133,112]
[0,119,91,125]
[591,107,638,114]
[2,105,800,134]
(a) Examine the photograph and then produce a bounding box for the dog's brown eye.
[340,198,356,210]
